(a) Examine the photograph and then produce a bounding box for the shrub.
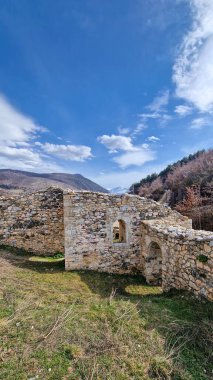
[197,254,208,263]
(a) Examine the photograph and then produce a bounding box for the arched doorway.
[113,219,126,243]
[145,241,162,285]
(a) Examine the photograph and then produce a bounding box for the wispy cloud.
[138,112,161,119]
[113,147,155,169]
[0,94,44,146]
[41,143,93,161]
[175,104,192,116]
[0,93,93,171]
[97,133,155,168]
[173,0,213,112]
[0,145,61,172]
[189,117,209,129]
[97,134,137,153]
[131,122,147,137]
[117,122,146,139]
[98,91,169,169]
[147,135,160,142]
[146,90,169,113]
[137,90,171,128]
[117,126,131,135]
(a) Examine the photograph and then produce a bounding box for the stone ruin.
[0,188,213,301]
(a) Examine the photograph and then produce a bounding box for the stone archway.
[145,241,162,285]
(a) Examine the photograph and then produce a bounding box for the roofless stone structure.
[0,188,213,301]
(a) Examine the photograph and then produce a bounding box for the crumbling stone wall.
[1,188,212,301]
[64,191,213,301]
[141,220,213,301]
[64,191,190,273]
[0,188,64,255]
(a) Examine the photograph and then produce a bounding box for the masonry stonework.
[0,189,212,301]
[141,220,213,301]
[0,188,64,255]
[64,191,213,301]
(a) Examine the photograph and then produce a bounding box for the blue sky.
[0,0,213,189]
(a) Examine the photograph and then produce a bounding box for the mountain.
[109,186,129,194]
[0,169,108,194]
[130,149,213,231]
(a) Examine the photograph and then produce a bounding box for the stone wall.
[141,220,213,301]
[64,191,190,273]
[1,188,212,301]
[64,191,213,301]
[0,188,64,255]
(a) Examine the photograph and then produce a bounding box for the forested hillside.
[130,149,213,231]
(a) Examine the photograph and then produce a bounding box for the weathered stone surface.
[141,219,213,301]
[1,188,212,301]
[64,191,213,301]
[0,188,64,255]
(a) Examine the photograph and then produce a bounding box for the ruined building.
[0,188,213,301]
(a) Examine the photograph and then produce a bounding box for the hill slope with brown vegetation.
[0,169,108,194]
[130,149,213,231]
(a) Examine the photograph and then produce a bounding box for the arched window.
[145,241,162,285]
[113,219,126,243]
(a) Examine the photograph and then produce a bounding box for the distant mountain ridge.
[109,186,129,194]
[0,169,108,194]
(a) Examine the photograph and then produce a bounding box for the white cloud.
[158,113,173,127]
[190,117,209,129]
[98,134,155,168]
[138,112,161,119]
[0,94,52,171]
[147,136,160,142]
[137,90,172,129]
[146,90,169,112]
[117,126,131,135]
[0,145,61,172]
[0,94,44,145]
[0,146,40,161]
[175,104,192,116]
[173,0,213,112]
[142,143,149,149]
[41,143,93,161]
[0,93,93,171]
[131,122,146,137]
[91,163,167,189]
[97,134,137,153]
[113,147,155,169]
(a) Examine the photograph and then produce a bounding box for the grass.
[0,250,212,380]
[29,256,65,263]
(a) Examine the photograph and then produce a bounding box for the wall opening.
[145,241,162,285]
[113,219,126,243]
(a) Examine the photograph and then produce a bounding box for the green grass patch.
[0,251,212,379]
[29,256,65,263]
[197,254,208,263]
